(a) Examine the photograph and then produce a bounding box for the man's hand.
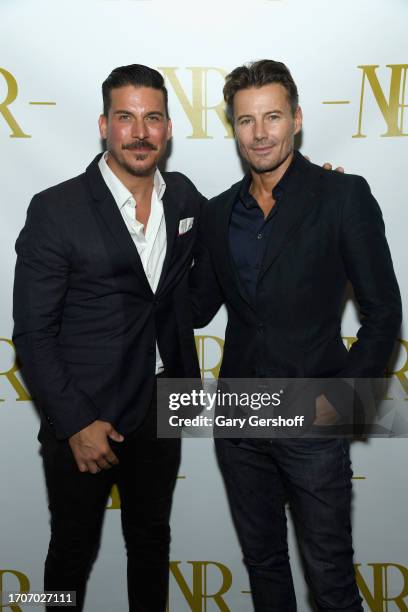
[68,420,124,474]
[304,155,344,173]
[322,162,344,173]
[314,394,339,426]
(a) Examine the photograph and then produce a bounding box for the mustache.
[122,140,158,151]
[251,138,276,148]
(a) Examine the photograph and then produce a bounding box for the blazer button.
[257,323,264,333]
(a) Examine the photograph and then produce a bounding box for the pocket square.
[178,217,194,235]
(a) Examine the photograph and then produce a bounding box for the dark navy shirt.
[229,152,298,302]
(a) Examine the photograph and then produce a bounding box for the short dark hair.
[223,59,299,120]
[102,64,169,118]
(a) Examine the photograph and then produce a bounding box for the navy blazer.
[13,154,203,439]
[191,152,402,380]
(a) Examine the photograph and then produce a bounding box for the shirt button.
[257,233,263,240]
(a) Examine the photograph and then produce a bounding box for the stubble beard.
[109,147,162,177]
[250,147,293,175]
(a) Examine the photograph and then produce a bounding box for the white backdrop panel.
[1,1,407,610]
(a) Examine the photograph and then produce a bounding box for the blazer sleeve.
[338,176,402,377]
[13,194,99,439]
[189,197,225,328]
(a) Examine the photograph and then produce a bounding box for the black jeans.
[215,437,363,612]
[40,390,180,612]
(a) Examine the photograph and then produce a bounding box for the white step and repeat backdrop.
[1,0,407,610]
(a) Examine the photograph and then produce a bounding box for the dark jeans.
[215,437,363,612]
[40,390,180,612]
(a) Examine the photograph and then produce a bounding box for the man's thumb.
[108,428,124,442]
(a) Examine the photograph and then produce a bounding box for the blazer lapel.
[155,186,180,294]
[258,154,320,281]
[216,181,255,311]
[85,155,153,295]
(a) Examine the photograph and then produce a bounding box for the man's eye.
[267,114,279,121]
[119,114,131,121]
[238,118,251,126]
[146,115,160,122]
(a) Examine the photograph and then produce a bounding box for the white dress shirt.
[99,152,166,374]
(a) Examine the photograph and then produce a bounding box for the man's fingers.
[71,448,118,473]
[92,447,119,470]
[77,461,88,473]
[76,457,114,474]
[70,447,89,473]
[105,450,119,466]
[305,156,345,173]
[323,162,345,173]
[96,457,113,471]
[87,460,102,475]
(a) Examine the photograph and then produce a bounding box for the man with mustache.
[190,60,401,611]
[13,64,203,612]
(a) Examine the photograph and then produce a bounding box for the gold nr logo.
[0,339,31,402]
[323,64,408,138]
[159,67,233,139]
[355,563,408,611]
[0,68,55,139]
[354,64,408,138]
[167,561,232,611]
[0,68,30,138]
[0,569,30,612]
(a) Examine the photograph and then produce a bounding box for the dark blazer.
[190,152,402,381]
[13,154,203,440]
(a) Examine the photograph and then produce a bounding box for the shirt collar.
[98,151,166,209]
[239,149,300,209]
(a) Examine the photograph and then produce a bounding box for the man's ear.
[98,114,107,140]
[294,106,303,136]
[166,117,173,141]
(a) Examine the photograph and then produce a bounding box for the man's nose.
[131,118,148,140]
[253,118,267,141]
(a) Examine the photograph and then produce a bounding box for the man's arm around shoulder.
[190,195,225,328]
